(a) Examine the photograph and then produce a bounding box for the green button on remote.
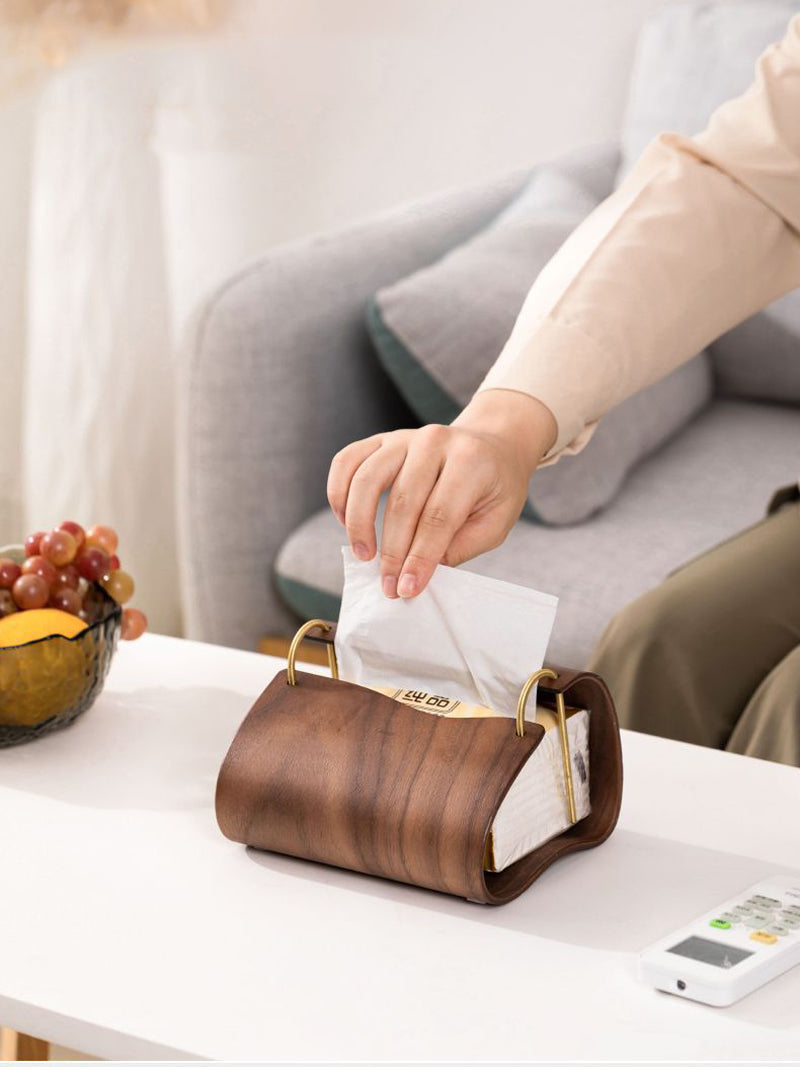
[709,918,731,929]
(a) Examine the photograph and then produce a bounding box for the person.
[326,14,800,764]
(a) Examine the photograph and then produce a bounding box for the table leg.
[3,1031,50,1061]
[259,635,329,666]
[0,1029,15,1061]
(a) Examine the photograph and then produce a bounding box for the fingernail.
[382,575,397,598]
[352,542,370,561]
[397,573,417,598]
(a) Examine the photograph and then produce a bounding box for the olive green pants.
[589,487,800,767]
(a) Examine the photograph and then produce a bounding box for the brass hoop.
[516,668,577,824]
[286,619,339,686]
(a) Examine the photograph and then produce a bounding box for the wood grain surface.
[217,621,623,904]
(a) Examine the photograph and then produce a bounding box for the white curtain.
[0,90,29,554]
[4,30,288,635]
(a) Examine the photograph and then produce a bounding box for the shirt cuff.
[476,314,606,462]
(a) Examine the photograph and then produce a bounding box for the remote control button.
[733,905,755,916]
[745,914,773,928]
[749,930,778,945]
[709,918,731,930]
[748,895,781,909]
[778,913,800,928]
[766,923,790,937]
[782,905,800,918]
[717,912,740,925]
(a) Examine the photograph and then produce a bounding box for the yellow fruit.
[0,607,87,649]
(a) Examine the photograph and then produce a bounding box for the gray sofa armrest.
[177,169,532,648]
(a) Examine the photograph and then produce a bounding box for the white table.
[2,634,800,1061]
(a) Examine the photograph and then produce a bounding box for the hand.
[326,389,556,598]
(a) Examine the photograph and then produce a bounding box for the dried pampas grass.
[1,0,225,66]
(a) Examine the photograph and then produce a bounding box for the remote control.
[639,874,800,1006]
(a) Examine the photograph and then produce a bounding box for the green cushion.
[366,300,459,426]
[275,573,342,623]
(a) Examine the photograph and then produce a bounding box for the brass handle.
[286,619,339,686]
[516,668,577,824]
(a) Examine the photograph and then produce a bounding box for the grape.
[121,607,147,640]
[0,589,18,617]
[86,524,118,556]
[49,587,83,615]
[101,569,134,605]
[0,558,21,590]
[53,564,80,590]
[107,554,120,573]
[41,528,78,567]
[21,554,58,586]
[24,531,44,557]
[13,574,49,610]
[59,521,85,550]
[76,547,109,581]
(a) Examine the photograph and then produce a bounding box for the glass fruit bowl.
[0,572,122,748]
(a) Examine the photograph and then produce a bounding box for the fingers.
[443,512,508,568]
[327,436,382,525]
[394,461,476,598]
[343,443,407,560]
[330,424,522,599]
[379,439,445,598]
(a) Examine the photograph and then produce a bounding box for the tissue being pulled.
[334,551,559,715]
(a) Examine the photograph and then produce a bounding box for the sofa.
[177,1,800,669]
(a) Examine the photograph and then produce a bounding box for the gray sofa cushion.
[275,399,800,667]
[368,147,614,431]
[620,0,800,400]
[368,143,713,524]
[527,355,712,524]
[707,298,800,402]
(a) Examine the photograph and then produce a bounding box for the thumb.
[442,513,507,568]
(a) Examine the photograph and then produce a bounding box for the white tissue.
[335,551,558,716]
[490,708,591,870]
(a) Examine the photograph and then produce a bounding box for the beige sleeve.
[478,13,800,462]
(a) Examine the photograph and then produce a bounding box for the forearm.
[480,14,800,461]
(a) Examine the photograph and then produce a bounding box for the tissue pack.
[372,685,591,871]
[335,554,560,717]
[337,554,590,871]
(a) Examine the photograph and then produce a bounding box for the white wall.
[155,0,669,332]
[5,0,669,635]
[199,0,667,244]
